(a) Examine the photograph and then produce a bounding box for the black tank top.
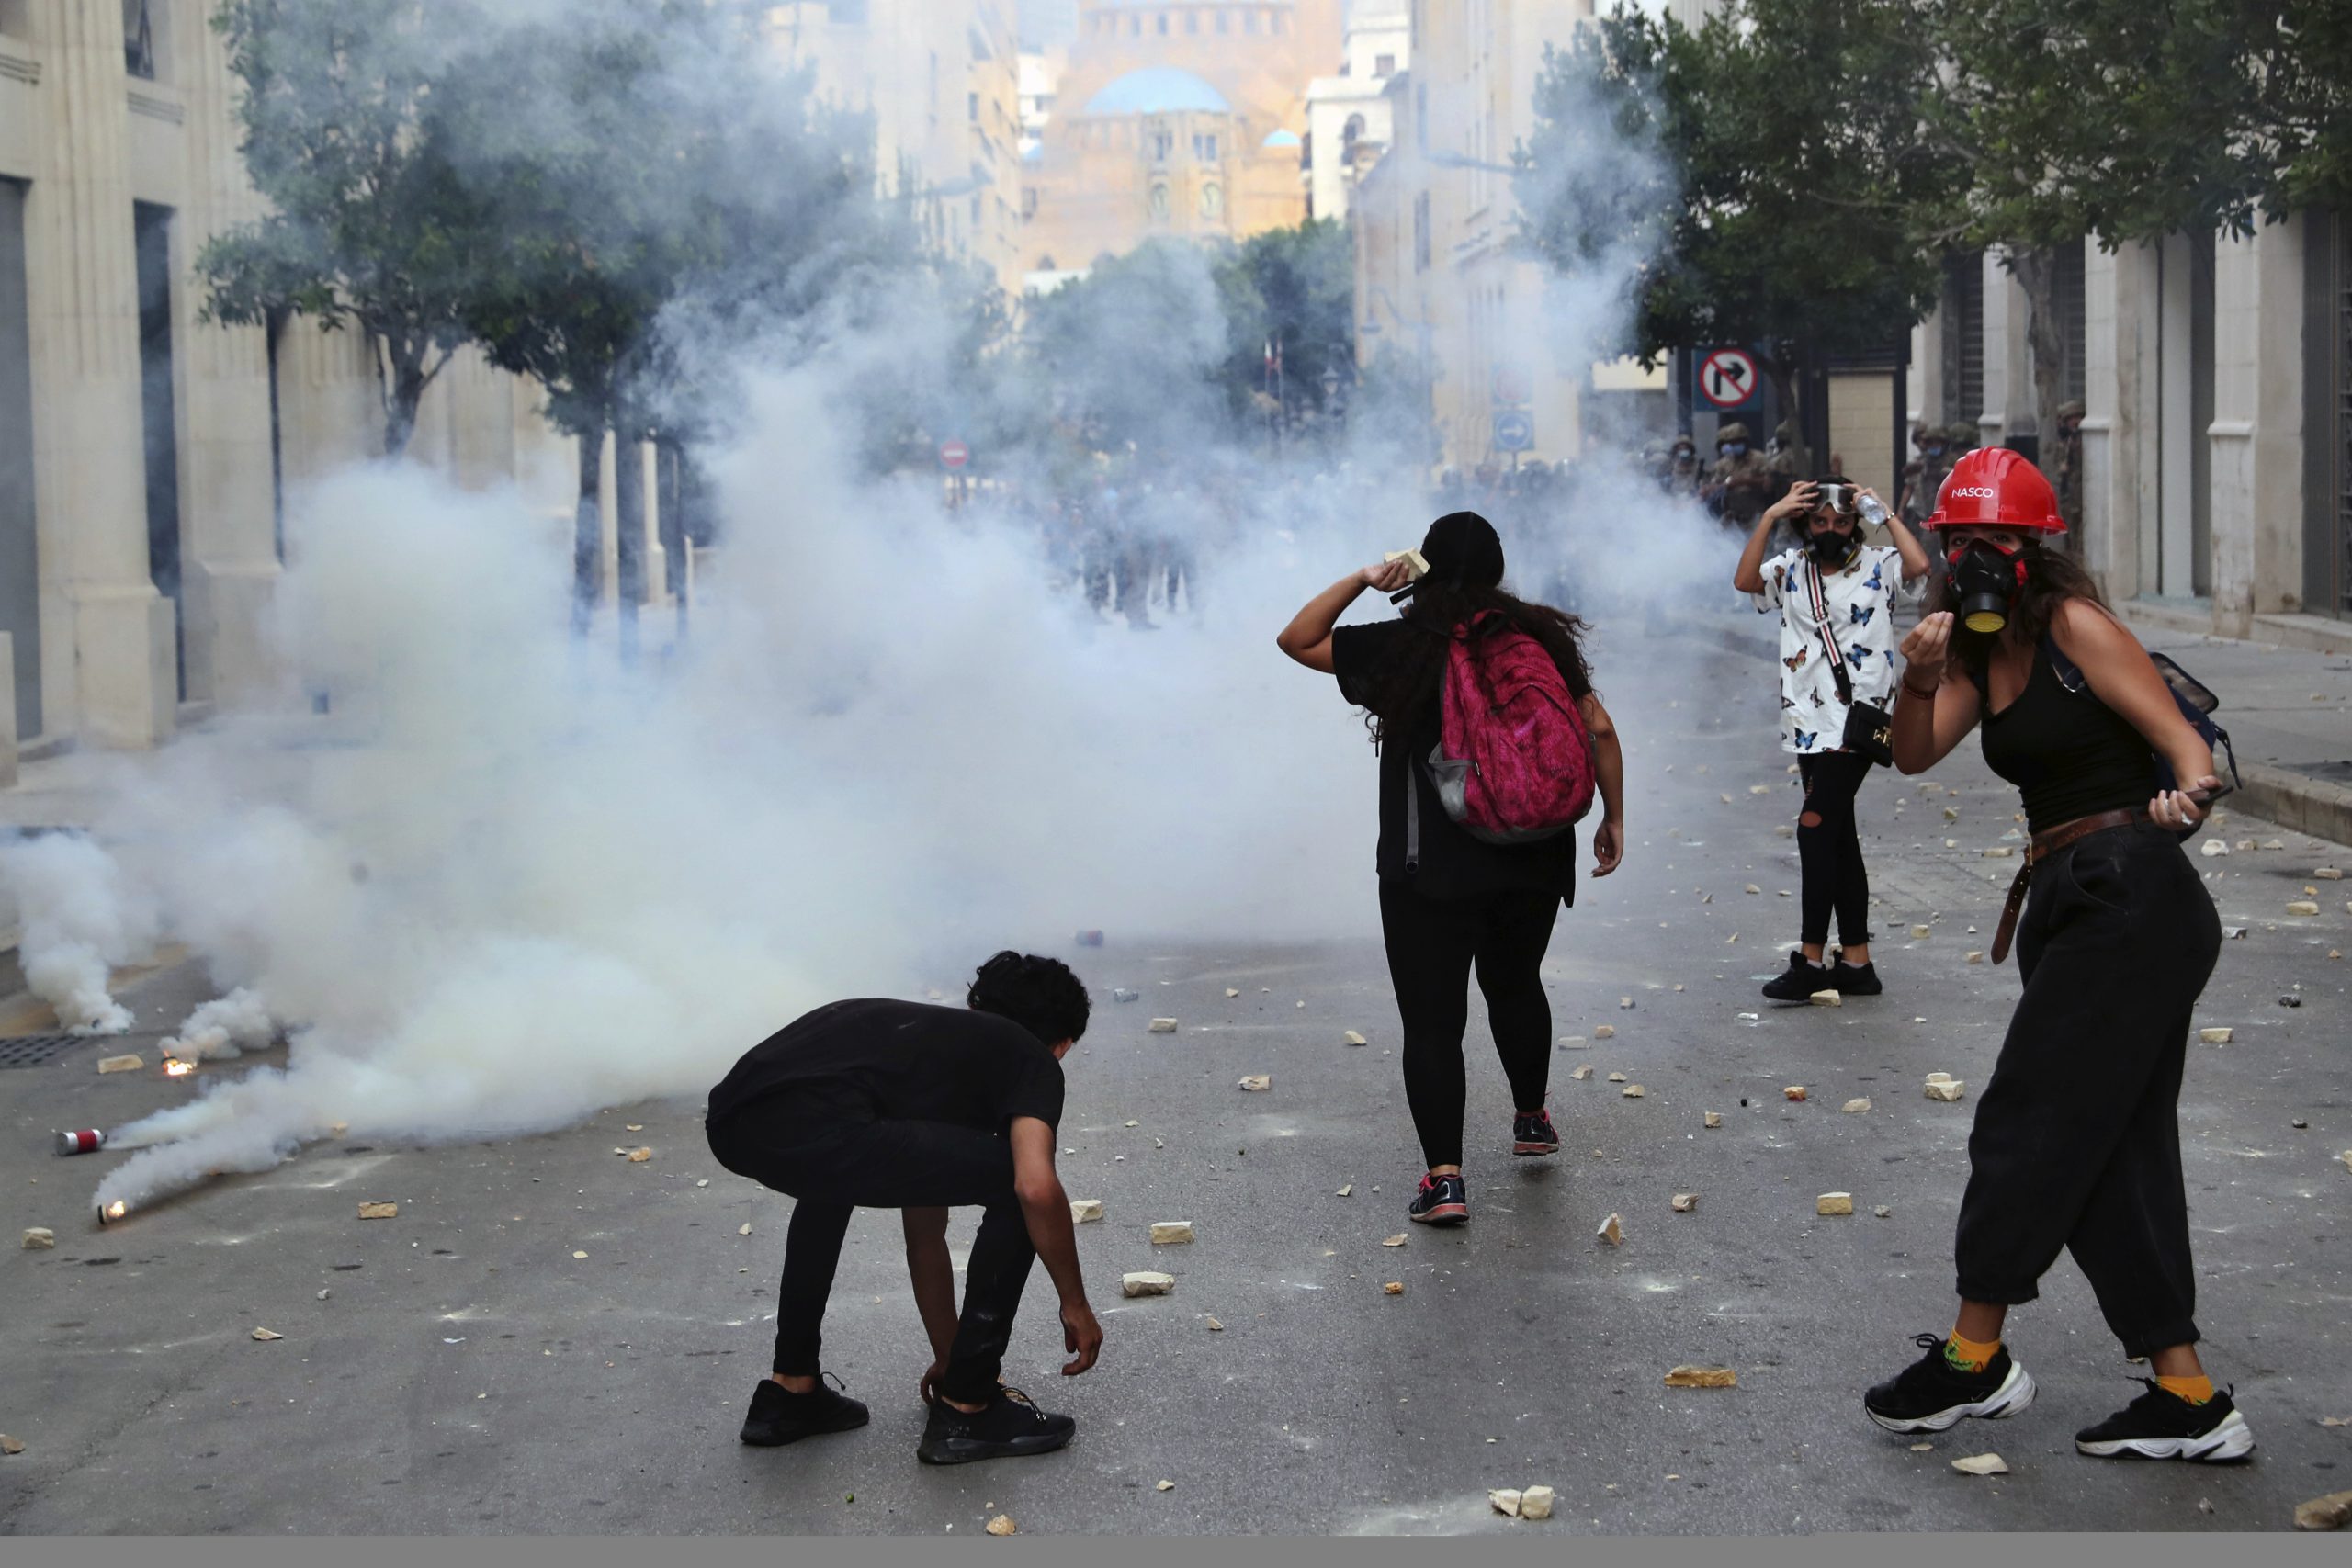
[1976,639,2154,834]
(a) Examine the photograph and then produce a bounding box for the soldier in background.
[1766,419,1807,509]
[1664,434,1701,498]
[1701,421,1772,526]
[2053,400,2086,533]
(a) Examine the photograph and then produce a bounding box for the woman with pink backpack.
[1277,512,1625,1226]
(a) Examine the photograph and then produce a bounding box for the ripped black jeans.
[1796,750,1873,949]
[707,1100,1035,1404]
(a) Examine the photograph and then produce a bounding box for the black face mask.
[1807,526,1855,566]
[1947,541,2028,634]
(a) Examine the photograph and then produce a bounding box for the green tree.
[198,0,493,457]
[1520,1,1963,451]
[1019,240,1235,460]
[1210,220,1359,446]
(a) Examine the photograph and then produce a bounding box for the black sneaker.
[740,1375,870,1446]
[1828,958,1883,996]
[1408,1171,1469,1224]
[2075,1381,2256,1462]
[916,1384,1077,1465]
[1512,1110,1561,1156]
[1760,951,1835,1001]
[1863,1333,2037,1434]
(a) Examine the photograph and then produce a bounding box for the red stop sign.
[940,440,970,469]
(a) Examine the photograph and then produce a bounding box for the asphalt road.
[3,631,2348,1535]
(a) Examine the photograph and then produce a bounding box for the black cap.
[1421,511,1506,590]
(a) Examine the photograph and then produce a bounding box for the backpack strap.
[1403,750,1420,872]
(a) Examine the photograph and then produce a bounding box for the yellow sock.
[1945,1331,2001,1373]
[2156,1373,2214,1405]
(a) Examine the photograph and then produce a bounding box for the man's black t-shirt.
[707,999,1066,1132]
[1329,618,1582,902]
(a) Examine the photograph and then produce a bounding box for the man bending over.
[705,952,1103,1464]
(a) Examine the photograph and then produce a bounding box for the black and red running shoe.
[1512,1109,1561,1156]
[1408,1171,1469,1224]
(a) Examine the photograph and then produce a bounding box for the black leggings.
[1952,823,2221,1357]
[1378,880,1560,1169]
[706,1102,1037,1404]
[1796,750,1873,948]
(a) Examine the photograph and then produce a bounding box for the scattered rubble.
[1951,1453,2008,1477]
[1225,988,1240,998]
[1663,1366,1736,1389]
[1204,1316,1223,1331]
[1569,1065,1594,1080]
[2287,901,2321,917]
[1810,990,1842,1007]
[2201,840,2230,858]
[1910,924,1932,939]
[358,1202,398,1220]
[1703,1112,1723,1129]
[1984,847,2013,859]
[737,1224,752,1235]
[1924,1074,1966,1102]
[1519,1485,1555,1520]
[1156,1480,1174,1492]
[1111,988,1139,1003]
[1671,1193,1698,1213]
[1597,1213,1623,1247]
[1343,1031,1367,1046]
[1121,1271,1175,1297]
[251,1327,283,1342]
[1607,1071,1628,1083]
[1842,1098,1871,1114]
[2199,1028,2234,1045]
[1149,1221,1194,1245]
[1594,1025,1617,1040]
[1816,1192,1855,1216]
[1489,1489,1522,1517]
[1622,1084,1646,1099]
[0,1436,22,1455]
[1784,1086,1808,1101]
[626,1148,651,1163]
[96,1055,143,1075]
[1148,1018,1179,1033]
[985,1515,1017,1536]
[1382,1234,1408,1247]
[1874,1205,1893,1219]
[1383,1281,1404,1294]
[22,1228,55,1249]
[1237,1075,1271,1092]
[1336,1185,1351,1197]
[1964,951,1984,964]
[1069,1200,1103,1224]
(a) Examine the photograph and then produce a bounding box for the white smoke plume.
[0,0,1737,1218]
[161,987,277,1063]
[0,832,157,1034]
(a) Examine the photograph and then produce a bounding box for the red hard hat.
[1928,446,2065,534]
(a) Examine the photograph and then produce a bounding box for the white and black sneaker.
[1862,1333,2037,1434]
[2075,1381,2256,1462]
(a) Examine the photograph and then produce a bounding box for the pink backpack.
[1411,611,1596,852]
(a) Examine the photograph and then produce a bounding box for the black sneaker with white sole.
[740,1375,870,1446]
[1760,951,1835,1001]
[1827,958,1883,996]
[1512,1110,1560,1156]
[2075,1382,2256,1462]
[1408,1171,1469,1224]
[1862,1333,2037,1433]
[916,1384,1076,1465]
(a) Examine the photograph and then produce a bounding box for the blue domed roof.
[1084,66,1231,117]
[1262,129,1302,148]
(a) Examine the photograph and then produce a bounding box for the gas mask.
[1946,539,2030,634]
[1806,522,1856,567]
[1719,442,1747,458]
[1921,443,1945,459]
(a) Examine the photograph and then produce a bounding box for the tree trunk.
[381,337,424,459]
[2011,246,2068,478]
[571,427,604,637]
[614,422,646,667]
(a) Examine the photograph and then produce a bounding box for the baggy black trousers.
[706,1099,1037,1404]
[1952,823,2222,1358]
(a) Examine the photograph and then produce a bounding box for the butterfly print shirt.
[1749,545,1917,755]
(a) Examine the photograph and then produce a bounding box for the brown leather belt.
[1989,807,2150,964]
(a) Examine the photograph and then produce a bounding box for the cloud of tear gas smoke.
[0,0,1737,1217]
[0,833,157,1034]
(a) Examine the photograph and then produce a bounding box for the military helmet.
[1942,422,1978,447]
[2057,400,2086,421]
[1716,421,1751,445]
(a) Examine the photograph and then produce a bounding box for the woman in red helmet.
[1861,448,2253,1464]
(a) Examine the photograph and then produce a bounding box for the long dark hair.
[1354,581,1596,747]
[1931,536,2115,676]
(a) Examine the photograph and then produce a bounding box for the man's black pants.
[1953,823,2221,1358]
[706,1099,1036,1404]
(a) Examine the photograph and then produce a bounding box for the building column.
[2088,237,2165,600]
[1976,248,2013,447]
[1908,309,1942,429]
[171,0,279,710]
[2208,213,2307,633]
[24,0,175,748]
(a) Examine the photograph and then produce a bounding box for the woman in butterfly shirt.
[1277,512,1624,1228]
[1733,478,1932,999]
